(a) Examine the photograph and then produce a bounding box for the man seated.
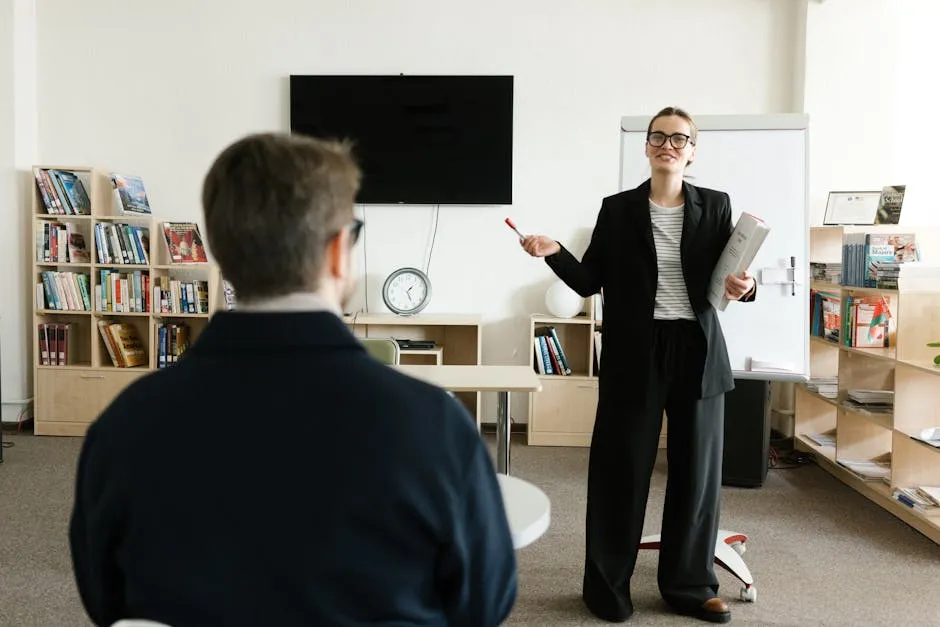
[69,132,517,626]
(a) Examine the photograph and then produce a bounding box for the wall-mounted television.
[289,74,513,205]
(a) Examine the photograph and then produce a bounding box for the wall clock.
[382,267,432,316]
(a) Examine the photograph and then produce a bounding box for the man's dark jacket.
[69,310,517,627]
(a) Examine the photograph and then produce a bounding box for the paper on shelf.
[708,212,771,311]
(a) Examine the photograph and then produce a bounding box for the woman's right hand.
[520,235,561,258]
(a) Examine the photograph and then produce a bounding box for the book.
[707,212,770,312]
[874,185,905,224]
[162,222,208,263]
[111,173,152,215]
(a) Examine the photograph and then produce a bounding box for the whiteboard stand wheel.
[740,585,757,603]
[731,541,746,556]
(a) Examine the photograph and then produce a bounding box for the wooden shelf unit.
[32,166,222,436]
[795,225,940,545]
[343,313,482,426]
[526,294,668,448]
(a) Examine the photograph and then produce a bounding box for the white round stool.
[497,474,551,549]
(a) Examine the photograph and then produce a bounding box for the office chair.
[360,337,400,365]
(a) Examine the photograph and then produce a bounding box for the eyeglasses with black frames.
[348,218,364,245]
[329,218,364,246]
[647,131,695,150]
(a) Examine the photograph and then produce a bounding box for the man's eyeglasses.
[647,132,694,150]
[348,218,364,245]
[329,218,364,246]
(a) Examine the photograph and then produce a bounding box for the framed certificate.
[823,191,882,225]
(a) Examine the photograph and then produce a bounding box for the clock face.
[383,268,431,315]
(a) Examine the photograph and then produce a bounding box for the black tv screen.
[289,75,513,205]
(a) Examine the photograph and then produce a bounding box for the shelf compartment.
[35,313,93,368]
[893,364,940,438]
[531,319,591,377]
[836,349,894,401]
[794,384,838,462]
[836,410,893,485]
[891,431,940,491]
[94,315,151,368]
[896,291,940,364]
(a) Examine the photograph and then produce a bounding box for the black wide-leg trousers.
[582,319,725,621]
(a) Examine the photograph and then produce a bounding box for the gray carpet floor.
[2,429,940,626]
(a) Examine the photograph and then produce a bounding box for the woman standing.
[521,107,755,624]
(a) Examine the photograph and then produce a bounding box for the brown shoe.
[676,597,731,624]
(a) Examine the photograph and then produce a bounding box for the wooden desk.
[396,365,542,475]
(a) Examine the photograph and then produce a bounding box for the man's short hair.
[201,132,361,301]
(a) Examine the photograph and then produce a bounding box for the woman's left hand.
[724,271,755,300]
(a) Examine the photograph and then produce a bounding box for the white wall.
[0,0,38,424]
[804,0,940,233]
[16,0,799,423]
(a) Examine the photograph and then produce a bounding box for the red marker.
[505,217,525,239]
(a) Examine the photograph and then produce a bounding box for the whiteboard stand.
[620,114,811,383]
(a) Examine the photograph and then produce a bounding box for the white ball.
[545,281,584,318]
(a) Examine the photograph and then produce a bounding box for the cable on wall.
[361,204,369,313]
[424,204,440,276]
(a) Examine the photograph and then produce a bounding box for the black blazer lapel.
[680,180,704,272]
[633,180,656,262]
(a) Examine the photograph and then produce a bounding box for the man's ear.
[327,229,352,279]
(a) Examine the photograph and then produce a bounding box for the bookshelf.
[32,166,222,436]
[795,225,940,545]
[343,313,482,426]
[526,295,668,447]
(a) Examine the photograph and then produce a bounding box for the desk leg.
[496,391,510,475]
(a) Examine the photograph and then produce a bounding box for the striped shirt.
[649,200,696,320]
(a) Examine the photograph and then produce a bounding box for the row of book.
[157,323,192,368]
[810,261,841,285]
[37,323,78,366]
[96,274,210,315]
[153,278,210,314]
[842,232,917,288]
[532,326,572,375]
[841,294,891,348]
[97,270,150,313]
[39,221,208,267]
[38,271,92,311]
[38,270,211,314]
[33,168,91,215]
[36,222,91,264]
[810,289,891,348]
[35,320,196,369]
[809,289,840,342]
[95,222,150,265]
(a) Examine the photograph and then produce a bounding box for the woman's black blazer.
[545,178,756,401]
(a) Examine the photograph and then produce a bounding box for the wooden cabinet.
[529,376,598,446]
[35,368,147,435]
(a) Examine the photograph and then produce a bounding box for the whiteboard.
[619,114,810,382]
